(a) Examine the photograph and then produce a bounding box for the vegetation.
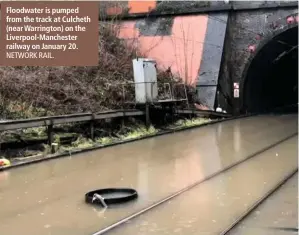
[0,21,194,119]
[96,136,115,145]
[172,117,211,128]
[121,125,158,140]
[0,17,207,164]
[0,23,137,119]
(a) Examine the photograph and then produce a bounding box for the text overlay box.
[0,1,98,66]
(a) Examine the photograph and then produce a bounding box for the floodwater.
[228,173,298,235]
[106,135,298,235]
[0,114,297,235]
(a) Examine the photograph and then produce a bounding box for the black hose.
[85,188,138,207]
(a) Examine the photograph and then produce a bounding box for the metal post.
[122,84,125,109]
[151,82,154,104]
[171,103,175,124]
[90,121,95,141]
[0,132,2,151]
[183,83,189,108]
[121,118,125,129]
[47,124,53,146]
[145,103,150,128]
[169,70,175,100]
[90,114,96,141]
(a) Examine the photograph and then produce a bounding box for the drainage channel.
[90,132,298,235]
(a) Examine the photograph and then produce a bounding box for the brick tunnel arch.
[240,24,298,113]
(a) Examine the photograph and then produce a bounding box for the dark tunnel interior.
[243,25,298,113]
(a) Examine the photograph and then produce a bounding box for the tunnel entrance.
[242,25,298,113]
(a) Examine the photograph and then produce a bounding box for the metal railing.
[0,109,144,131]
[0,109,144,145]
[120,81,189,105]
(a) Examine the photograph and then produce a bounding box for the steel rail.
[176,109,231,117]
[219,168,298,235]
[0,109,144,131]
[0,103,296,132]
[0,108,233,132]
[90,132,297,235]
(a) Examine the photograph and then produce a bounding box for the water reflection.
[107,136,297,235]
[0,115,297,235]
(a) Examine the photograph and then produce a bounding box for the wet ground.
[0,114,297,235]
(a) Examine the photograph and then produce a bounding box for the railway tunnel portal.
[241,24,298,113]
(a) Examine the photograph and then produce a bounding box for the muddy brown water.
[106,135,298,235]
[0,114,297,235]
[228,173,298,235]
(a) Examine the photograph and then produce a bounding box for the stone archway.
[240,18,298,113]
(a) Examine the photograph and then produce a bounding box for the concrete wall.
[118,15,208,86]
[99,1,297,19]
[98,1,223,18]
[196,13,228,109]
[116,14,229,109]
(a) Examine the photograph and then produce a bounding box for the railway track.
[0,113,297,235]
[219,169,298,235]
[90,132,298,235]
